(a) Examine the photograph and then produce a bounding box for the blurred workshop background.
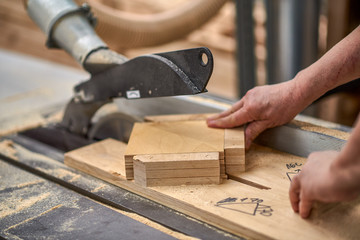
[0,0,359,126]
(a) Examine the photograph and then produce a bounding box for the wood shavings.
[0,108,63,137]
[0,193,51,219]
[293,120,350,140]
[104,204,199,240]
[0,140,18,159]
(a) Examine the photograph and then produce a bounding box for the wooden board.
[125,120,225,178]
[133,152,220,187]
[65,141,360,240]
[125,121,225,155]
[224,127,245,174]
[143,115,246,178]
[144,113,215,122]
[64,139,130,179]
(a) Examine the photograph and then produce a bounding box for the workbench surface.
[0,49,238,240]
[1,49,359,240]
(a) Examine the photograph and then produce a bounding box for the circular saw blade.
[88,112,141,143]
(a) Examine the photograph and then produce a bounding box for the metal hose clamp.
[46,3,97,48]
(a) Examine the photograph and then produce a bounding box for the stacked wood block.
[65,114,245,187]
[127,114,245,186]
[125,120,226,186]
[144,114,245,176]
[224,128,245,174]
[133,152,220,187]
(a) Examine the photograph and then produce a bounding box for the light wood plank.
[125,121,225,178]
[133,152,220,186]
[143,115,237,179]
[64,138,131,179]
[65,142,360,240]
[144,113,215,122]
[135,176,221,187]
[224,127,245,174]
[126,121,224,155]
[141,168,220,179]
[134,152,220,169]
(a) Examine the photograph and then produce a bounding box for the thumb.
[245,120,270,149]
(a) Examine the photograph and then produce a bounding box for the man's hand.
[207,81,306,149]
[289,151,359,219]
[207,26,360,150]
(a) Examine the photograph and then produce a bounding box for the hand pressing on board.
[206,81,307,150]
[207,25,360,150]
[290,118,360,218]
[208,25,360,217]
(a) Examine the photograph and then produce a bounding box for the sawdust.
[0,139,18,159]
[15,179,45,190]
[3,204,62,233]
[13,143,64,167]
[0,113,44,137]
[0,192,51,219]
[310,198,360,239]
[47,168,82,182]
[103,204,199,240]
[0,108,63,137]
[53,168,80,182]
[293,120,350,140]
[91,184,108,193]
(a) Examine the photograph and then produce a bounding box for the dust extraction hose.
[75,0,228,49]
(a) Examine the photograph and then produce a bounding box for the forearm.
[292,26,360,107]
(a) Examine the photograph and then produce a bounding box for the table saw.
[2,0,360,238]
[1,49,359,240]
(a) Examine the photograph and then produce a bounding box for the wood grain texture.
[65,142,360,240]
[125,121,225,178]
[126,121,225,155]
[64,138,132,179]
[133,152,220,169]
[133,152,220,186]
[135,175,221,187]
[144,113,215,122]
[144,115,245,178]
[224,127,245,174]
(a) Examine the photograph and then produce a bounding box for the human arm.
[289,115,360,218]
[207,26,360,149]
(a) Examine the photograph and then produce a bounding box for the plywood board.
[133,152,220,186]
[133,152,220,170]
[64,138,131,179]
[126,121,225,156]
[224,127,245,174]
[232,144,306,191]
[144,113,214,122]
[65,141,360,240]
[135,174,221,187]
[143,115,244,178]
[125,121,225,178]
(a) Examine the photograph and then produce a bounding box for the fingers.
[207,100,244,122]
[207,107,250,128]
[299,197,313,219]
[289,175,300,213]
[289,175,313,218]
[244,120,270,149]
